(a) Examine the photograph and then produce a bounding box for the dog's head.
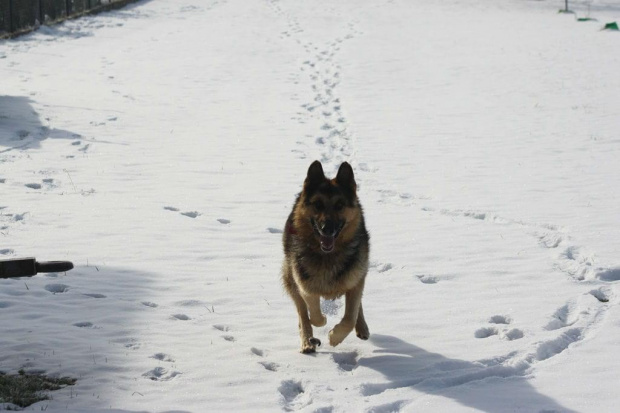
[296,160,360,253]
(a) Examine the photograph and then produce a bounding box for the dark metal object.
[0,257,74,278]
[1,0,141,38]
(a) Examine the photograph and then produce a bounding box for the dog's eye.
[334,201,344,211]
[313,201,325,211]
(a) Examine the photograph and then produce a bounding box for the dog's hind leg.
[355,302,369,340]
[329,280,364,347]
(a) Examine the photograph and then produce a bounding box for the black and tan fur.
[282,160,370,353]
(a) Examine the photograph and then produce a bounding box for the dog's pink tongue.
[320,235,335,252]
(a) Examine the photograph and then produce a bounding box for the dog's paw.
[355,323,369,340]
[301,337,321,354]
[356,331,369,340]
[301,346,316,354]
[309,337,321,346]
[329,324,351,347]
[310,314,327,327]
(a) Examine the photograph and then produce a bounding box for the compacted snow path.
[1,0,619,412]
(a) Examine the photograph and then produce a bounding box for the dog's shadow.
[358,334,577,412]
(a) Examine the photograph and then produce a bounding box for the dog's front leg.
[301,291,327,327]
[329,280,364,346]
[289,286,321,353]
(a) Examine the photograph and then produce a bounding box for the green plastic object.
[603,22,619,30]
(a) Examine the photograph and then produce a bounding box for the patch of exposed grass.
[0,370,76,408]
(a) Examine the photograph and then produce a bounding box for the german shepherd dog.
[282,160,370,353]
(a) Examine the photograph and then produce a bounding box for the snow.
[1,0,619,411]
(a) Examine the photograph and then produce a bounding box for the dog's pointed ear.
[336,162,356,192]
[304,160,325,192]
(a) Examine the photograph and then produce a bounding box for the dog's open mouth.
[319,235,336,253]
[312,219,345,253]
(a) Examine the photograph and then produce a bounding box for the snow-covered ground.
[1,0,619,411]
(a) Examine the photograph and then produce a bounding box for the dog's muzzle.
[311,218,345,253]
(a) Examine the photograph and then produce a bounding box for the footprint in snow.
[267,227,283,234]
[332,351,358,372]
[369,262,393,273]
[417,274,438,284]
[143,367,181,381]
[489,315,511,325]
[142,301,158,308]
[590,287,612,303]
[172,314,190,321]
[83,293,106,299]
[151,353,175,362]
[176,299,207,307]
[73,322,97,328]
[596,267,620,282]
[378,263,393,273]
[165,206,201,218]
[278,380,305,407]
[45,284,69,294]
[367,401,407,413]
[250,347,265,357]
[217,218,230,224]
[476,317,523,340]
[499,328,524,341]
[12,213,27,222]
[259,361,279,372]
[250,344,281,371]
[212,326,235,341]
[474,327,498,339]
[25,183,42,190]
[538,232,564,249]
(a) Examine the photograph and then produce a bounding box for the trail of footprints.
[163,205,232,225]
[24,275,246,383]
[253,345,360,411]
[376,183,618,347]
[5,0,611,407]
[268,0,363,170]
[0,138,95,229]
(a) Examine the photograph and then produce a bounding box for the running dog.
[282,160,370,353]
